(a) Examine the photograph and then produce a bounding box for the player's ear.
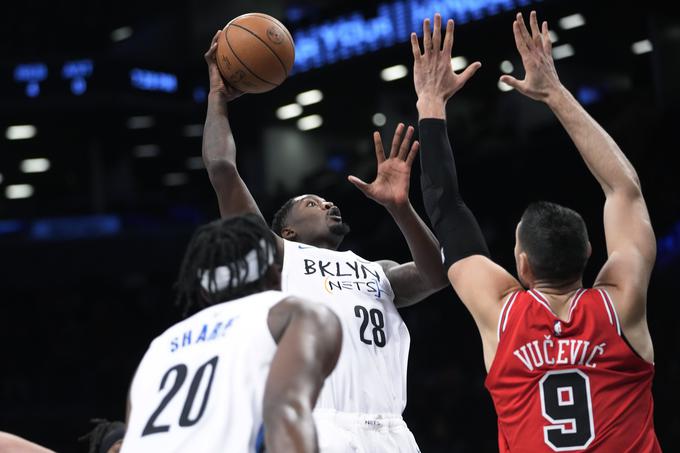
[281,227,296,240]
[518,251,533,285]
[586,241,592,259]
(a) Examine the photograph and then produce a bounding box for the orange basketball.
[216,13,295,94]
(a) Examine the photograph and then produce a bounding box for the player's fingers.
[517,13,533,49]
[542,21,553,54]
[204,30,221,62]
[405,141,420,167]
[529,11,542,47]
[398,125,415,160]
[373,131,386,163]
[410,33,422,62]
[423,18,432,54]
[432,13,442,51]
[499,75,521,91]
[443,19,454,54]
[347,175,371,194]
[458,61,482,86]
[390,123,405,158]
[512,20,531,57]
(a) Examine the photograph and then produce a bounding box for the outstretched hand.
[411,13,481,105]
[500,11,561,101]
[204,30,243,102]
[348,123,419,211]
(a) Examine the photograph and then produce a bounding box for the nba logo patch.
[554,321,563,336]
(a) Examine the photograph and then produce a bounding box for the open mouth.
[328,207,342,221]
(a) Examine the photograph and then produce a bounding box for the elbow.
[205,159,239,188]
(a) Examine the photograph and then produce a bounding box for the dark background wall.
[1,0,678,451]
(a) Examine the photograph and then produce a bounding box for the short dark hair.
[271,197,297,235]
[175,213,278,317]
[518,201,589,282]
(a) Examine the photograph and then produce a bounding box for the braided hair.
[175,213,279,317]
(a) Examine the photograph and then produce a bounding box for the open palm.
[348,123,419,209]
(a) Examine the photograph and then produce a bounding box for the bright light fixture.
[380,65,408,82]
[6,125,37,140]
[297,115,323,131]
[20,158,50,173]
[276,103,303,120]
[296,89,323,106]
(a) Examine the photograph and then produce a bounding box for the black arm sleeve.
[419,118,489,268]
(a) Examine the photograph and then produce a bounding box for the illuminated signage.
[292,0,538,72]
[130,68,178,93]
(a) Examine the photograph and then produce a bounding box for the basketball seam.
[230,23,288,77]
[243,13,295,50]
[225,32,278,87]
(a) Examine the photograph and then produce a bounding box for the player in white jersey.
[121,214,342,453]
[201,30,447,452]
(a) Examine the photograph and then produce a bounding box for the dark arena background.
[1,0,679,451]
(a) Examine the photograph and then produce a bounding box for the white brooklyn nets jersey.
[121,291,284,453]
[282,239,410,414]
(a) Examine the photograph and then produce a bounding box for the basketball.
[216,13,295,94]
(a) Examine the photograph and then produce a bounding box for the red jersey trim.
[528,288,586,322]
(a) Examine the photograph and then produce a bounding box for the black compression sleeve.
[419,118,489,268]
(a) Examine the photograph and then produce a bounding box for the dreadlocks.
[271,197,297,236]
[175,213,279,317]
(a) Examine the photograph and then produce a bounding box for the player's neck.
[531,280,583,317]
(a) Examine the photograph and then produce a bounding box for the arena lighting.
[127,116,155,129]
[163,173,189,186]
[291,0,542,73]
[20,158,50,174]
[6,125,37,140]
[296,89,324,106]
[372,113,387,127]
[182,124,203,137]
[62,59,93,96]
[500,60,514,74]
[5,184,34,199]
[13,63,48,98]
[552,44,575,60]
[381,65,408,81]
[297,115,323,131]
[111,26,133,42]
[30,215,121,240]
[558,13,585,30]
[132,144,160,158]
[548,30,559,43]
[451,56,468,72]
[631,39,653,55]
[276,103,303,120]
[498,80,514,92]
[130,68,178,93]
[186,157,205,170]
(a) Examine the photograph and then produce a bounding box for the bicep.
[448,255,522,335]
[595,191,655,322]
[380,261,439,308]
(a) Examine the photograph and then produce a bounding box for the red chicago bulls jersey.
[485,288,660,452]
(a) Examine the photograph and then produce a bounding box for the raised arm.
[347,123,448,307]
[202,31,265,220]
[413,14,521,353]
[501,12,655,357]
[264,297,342,453]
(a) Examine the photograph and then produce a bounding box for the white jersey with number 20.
[121,290,284,453]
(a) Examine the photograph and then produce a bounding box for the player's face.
[283,194,350,248]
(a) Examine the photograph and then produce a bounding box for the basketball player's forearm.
[202,92,237,171]
[265,408,318,453]
[546,85,641,196]
[418,118,489,267]
[388,203,448,287]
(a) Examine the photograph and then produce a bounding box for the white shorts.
[314,409,421,453]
